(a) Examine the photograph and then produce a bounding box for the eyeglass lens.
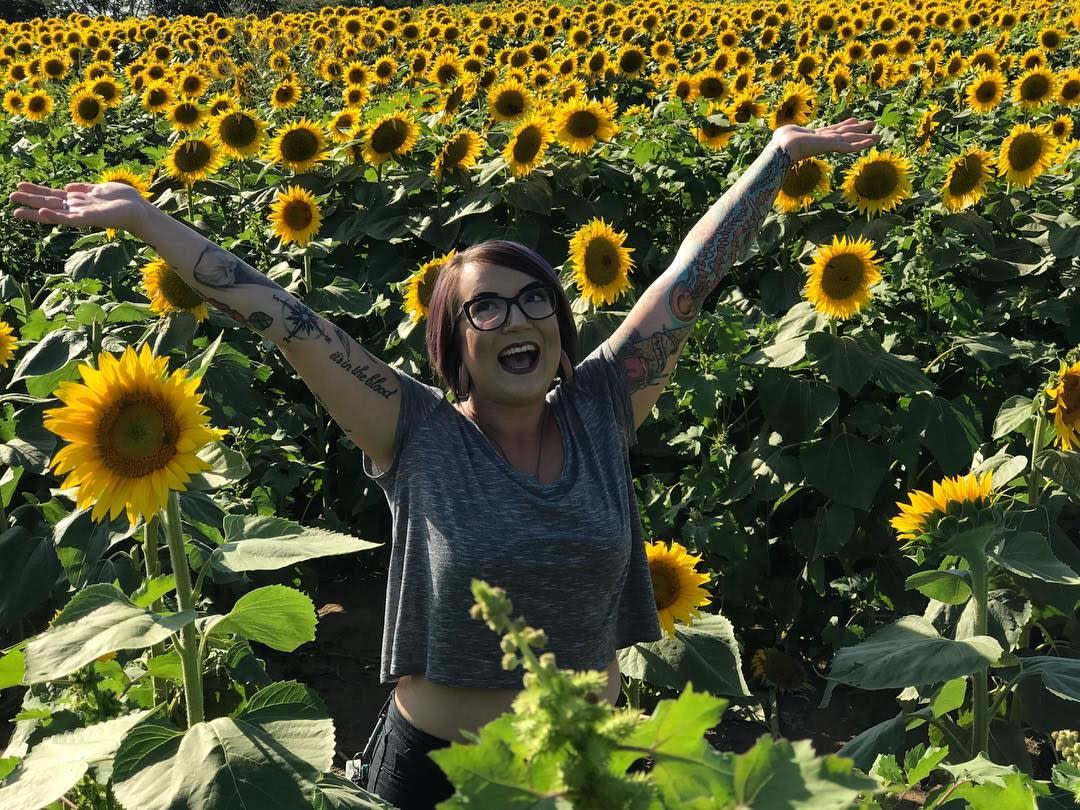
[467,287,555,330]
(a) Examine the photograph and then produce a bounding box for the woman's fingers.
[65,182,95,193]
[15,181,65,197]
[12,205,76,224]
[8,190,67,210]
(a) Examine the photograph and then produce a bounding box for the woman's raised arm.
[603,118,881,432]
[9,180,403,470]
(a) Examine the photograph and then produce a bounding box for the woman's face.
[455,261,562,407]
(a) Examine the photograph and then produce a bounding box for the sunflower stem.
[142,514,167,706]
[164,490,204,727]
[1028,396,1046,506]
[969,553,990,757]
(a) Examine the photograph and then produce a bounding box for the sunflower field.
[0,0,1080,806]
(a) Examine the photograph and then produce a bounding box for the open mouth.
[498,343,540,375]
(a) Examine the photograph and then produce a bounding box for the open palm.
[773,118,881,163]
[9,181,148,233]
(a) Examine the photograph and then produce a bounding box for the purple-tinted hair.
[424,240,578,399]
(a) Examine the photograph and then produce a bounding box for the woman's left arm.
[604,118,881,432]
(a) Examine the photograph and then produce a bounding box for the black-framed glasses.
[456,282,557,331]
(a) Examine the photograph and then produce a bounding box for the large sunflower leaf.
[758,368,838,444]
[213,515,381,572]
[826,615,1001,690]
[0,527,59,627]
[800,433,889,511]
[23,584,196,683]
[9,328,87,383]
[990,532,1080,584]
[0,711,147,810]
[1019,657,1080,702]
[311,772,396,810]
[206,585,316,652]
[112,681,334,810]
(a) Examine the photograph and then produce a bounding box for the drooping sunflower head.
[43,343,228,527]
[164,137,221,186]
[433,129,482,180]
[362,112,419,166]
[941,148,995,212]
[891,471,994,543]
[775,157,832,213]
[1046,360,1080,453]
[750,648,809,692]
[643,540,712,636]
[268,119,327,173]
[803,234,883,320]
[210,108,267,159]
[404,249,457,323]
[997,123,1057,189]
[551,96,618,155]
[0,319,20,368]
[503,115,552,177]
[1013,66,1057,110]
[840,148,912,216]
[268,185,323,247]
[914,102,943,153]
[567,217,634,307]
[141,257,209,321]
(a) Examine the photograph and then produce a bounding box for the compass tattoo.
[274,294,332,345]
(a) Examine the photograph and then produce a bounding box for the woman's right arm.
[9,181,401,469]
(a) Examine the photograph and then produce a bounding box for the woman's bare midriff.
[393,657,622,744]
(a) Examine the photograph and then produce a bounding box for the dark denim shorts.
[351,690,454,810]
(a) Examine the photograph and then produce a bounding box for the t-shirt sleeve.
[362,367,444,483]
[570,339,638,448]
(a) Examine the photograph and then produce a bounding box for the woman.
[9,117,879,809]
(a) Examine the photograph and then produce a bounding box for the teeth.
[499,343,538,359]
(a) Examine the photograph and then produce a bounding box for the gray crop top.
[361,339,662,688]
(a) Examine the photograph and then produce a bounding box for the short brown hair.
[425,240,578,399]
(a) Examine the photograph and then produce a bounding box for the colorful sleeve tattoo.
[611,139,795,393]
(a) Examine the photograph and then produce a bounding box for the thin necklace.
[466,400,547,480]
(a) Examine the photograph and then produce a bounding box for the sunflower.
[771,82,816,128]
[487,78,532,122]
[940,148,995,212]
[750,648,809,692]
[429,50,463,87]
[1050,115,1074,144]
[69,89,105,128]
[141,82,174,115]
[693,69,729,103]
[43,343,227,527]
[342,84,370,110]
[270,80,301,110]
[206,92,235,117]
[267,185,322,247]
[1047,361,1080,452]
[840,149,912,216]
[267,119,327,173]
[616,44,647,78]
[696,119,734,151]
[0,320,19,367]
[1059,70,1080,107]
[670,72,696,103]
[141,257,209,322]
[998,123,1057,188]
[2,90,24,116]
[166,99,205,134]
[504,115,552,177]
[362,112,419,166]
[1012,67,1057,111]
[372,56,397,85]
[327,109,360,144]
[164,137,222,186]
[914,102,942,154]
[775,157,832,213]
[802,234,882,320]
[551,96,618,154]
[891,471,994,542]
[568,218,634,307]
[643,540,712,636]
[433,129,482,180]
[965,69,1006,114]
[22,90,53,121]
[404,249,457,323]
[209,108,267,159]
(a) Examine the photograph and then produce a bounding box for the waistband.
[387,690,453,749]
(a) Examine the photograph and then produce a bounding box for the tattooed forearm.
[276,294,332,344]
[328,347,399,399]
[201,295,274,331]
[191,244,280,290]
[664,139,794,323]
[611,323,692,393]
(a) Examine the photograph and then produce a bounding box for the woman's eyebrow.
[470,281,545,299]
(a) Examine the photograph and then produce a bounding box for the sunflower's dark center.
[281,129,318,162]
[376,61,393,79]
[174,102,199,125]
[512,126,542,162]
[436,64,459,85]
[784,161,823,197]
[283,199,314,231]
[821,253,866,300]
[1042,32,1061,48]
[370,119,408,153]
[495,90,526,117]
[182,76,202,95]
[620,50,643,73]
[1063,375,1080,415]
[1052,120,1069,139]
[419,267,439,306]
[275,85,296,104]
[175,140,212,173]
[333,114,355,134]
[701,122,726,139]
[443,134,472,167]
[675,80,692,100]
[1007,132,1045,172]
[566,109,599,138]
[975,80,999,103]
[970,54,995,71]
[1062,79,1080,103]
[27,95,47,113]
[221,113,257,147]
[1020,74,1051,102]
[155,264,203,309]
[948,155,985,195]
[45,59,64,77]
[584,237,620,285]
[97,395,178,477]
[698,76,725,98]
[854,160,899,200]
[77,95,103,121]
[650,561,679,610]
[92,81,117,102]
[347,68,366,84]
[833,72,849,90]
[588,52,605,72]
[147,87,168,107]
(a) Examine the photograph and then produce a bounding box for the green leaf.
[24,358,83,399]
[908,395,982,475]
[10,329,87,384]
[112,682,334,810]
[950,771,1049,808]
[941,753,1019,787]
[104,301,152,323]
[800,433,889,511]
[870,754,905,787]
[931,678,967,718]
[836,711,909,772]
[1048,222,1080,259]
[210,585,316,652]
[51,508,115,590]
[0,649,25,691]
[214,515,381,573]
[990,532,1080,585]
[812,505,855,561]
[826,615,1002,690]
[618,613,751,699]
[180,331,224,383]
[806,331,878,395]
[0,711,147,810]
[1019,657,1080,703]
[757,368,838,444]
[63,242,133,281]
[503,174,552,215]
[311,772,394,809]
[873,351,935,394]
[905,570,972,605]
[1035,450,1080,500]
[904,744,948,787]
[130,575,177,609]
[0,527,60,626]
[23,584,196,683]
[185,442,250,490]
